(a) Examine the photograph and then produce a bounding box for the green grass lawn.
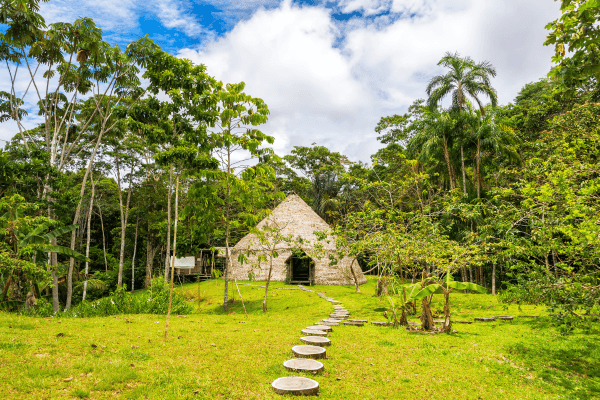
[0,277,598,399]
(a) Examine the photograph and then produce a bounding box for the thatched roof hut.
[225,194,367,286]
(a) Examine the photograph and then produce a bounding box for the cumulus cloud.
[179,0,560,162]
[1,0,562,161]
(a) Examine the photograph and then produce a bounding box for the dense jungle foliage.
[0,0,598,332]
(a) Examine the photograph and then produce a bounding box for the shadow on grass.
[509,334,600,398]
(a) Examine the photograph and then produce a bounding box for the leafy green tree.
[283,145,351,223]
[545,0,600,99]
[427,52,498,193]
[184,81,275,312]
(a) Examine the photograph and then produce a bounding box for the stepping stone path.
[273,287,370,396]
[372,321,391,326]
[316,321,339,326]
[301,328,328,337]
[474,317,496,322]
[284,359,324,373]
[292,345,327,359]
[347,319,368,323]
[343,321,364,327]
[455,320,473,324]
[330,314,349,319]
[312,325,333,332]
[301,336,331,347]
[272,377,319,396]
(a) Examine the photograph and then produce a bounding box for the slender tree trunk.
[116,159,134,288]
[263,252,275,313]
[131,215,139,292]
[164,176,180,341]
[349,258,361,293]
[492,262,496,295]
[66,126,107,309]
[82,174,95,301]
[165,166,173,280]
[145,227,156,288]
[442,135,456,190]
[460,144,467,195]
[223,146,232,312]
[51,250,59,311]
[97,203,108,271]
[476,139,481,198]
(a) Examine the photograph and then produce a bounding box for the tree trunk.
[420,296,434,331]
[116,159,134,288]
[145,227,156,288]
[442,135,456,190]
[164,176,180,341]
[131,215,139,292]
[65,127,106,309]
[82,174,95,301]
[492,262,496,295]
[475,138,481,198]
[442,290,452,333]
[97,202,108,271]
[263,252,275,313]
[460,144,467,195]
[223,146,232,313]
[165,165,173,280]
[349,258,361,293]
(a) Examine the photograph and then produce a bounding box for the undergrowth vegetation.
[23,278,192,318]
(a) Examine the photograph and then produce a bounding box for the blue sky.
[1,0,562,161]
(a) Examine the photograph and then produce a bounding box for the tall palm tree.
[408,110,458,190]
[464,107,520,198]
[426,52,498,194]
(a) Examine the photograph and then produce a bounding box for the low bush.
[26,277,193,317]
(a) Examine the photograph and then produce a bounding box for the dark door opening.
[289,250,314,284]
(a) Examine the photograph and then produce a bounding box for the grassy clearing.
[0,277,598,399]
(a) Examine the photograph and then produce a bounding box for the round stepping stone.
[347,319,368,323]
[311,325,332,332]
[283,358,324,373]
[519,315,539,318]
[371,321,391,326]
[455,320,473,324]
[292,345,327,359]
[433,320,444,324]
[300,336,331,347]
[408,322,421,326]
[330,314,349,319]
[323,318,342,323]
[330,301,341,304]
[316,321,338,326]
[495,316,514,321]
[301,328,328,337]
[272,376,319,396]
[343,321,364,326]
[474,317,496,322]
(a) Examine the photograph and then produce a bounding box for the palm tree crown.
[427,52,498,115]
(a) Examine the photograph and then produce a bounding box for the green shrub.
[26,278,193,318]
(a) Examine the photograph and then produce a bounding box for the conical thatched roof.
[232,194,336,252]
[227,194,367,286]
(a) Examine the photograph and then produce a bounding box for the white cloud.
[178,0,561,162]
[156,0,210,38]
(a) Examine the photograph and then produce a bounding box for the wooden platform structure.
[172,250,223,280]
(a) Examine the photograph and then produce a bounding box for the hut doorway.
[288,249,314,285]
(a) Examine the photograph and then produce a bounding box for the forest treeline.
[0,0,598,328]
